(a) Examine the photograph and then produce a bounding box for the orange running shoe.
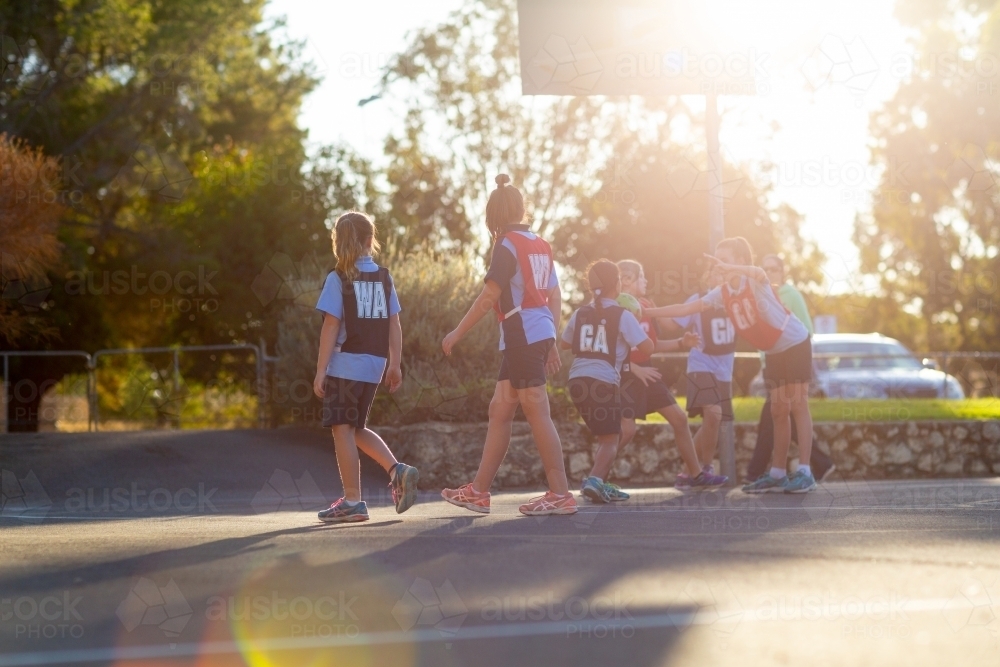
[441,483,491,514]
[518,491,578,516]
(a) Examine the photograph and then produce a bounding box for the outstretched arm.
[644,299,708,319]
[703,253,768,283]
[655,330,702,352]
[442,280,502,356]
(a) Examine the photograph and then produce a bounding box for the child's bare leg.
[693,404,723,465]
[617,417,637,454]
[355,428,399,472]
[518,384,570,495]
[769,385,793,472]
[660,404,702,476]
[589,432,621,480]
[331,424,362,501]
[471,381,518,493]
[789,383,813,466]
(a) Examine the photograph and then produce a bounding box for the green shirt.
[778,283,813,334]
[760,283,813,367]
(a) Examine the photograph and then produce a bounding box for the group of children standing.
[312,176,819,523]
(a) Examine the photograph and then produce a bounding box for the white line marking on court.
[0,597,985,666]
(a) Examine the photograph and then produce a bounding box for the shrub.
[273,249,511,424]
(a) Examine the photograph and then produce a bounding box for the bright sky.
[266,0,913,292]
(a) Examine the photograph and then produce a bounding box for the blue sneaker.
[783,470,817,494]
[603,482,630,501]
[741,473,787,494]
[318,498,369,523]
[390,463,419,514]
[581,476,610,504]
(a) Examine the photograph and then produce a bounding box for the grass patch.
[642,398,1000,423]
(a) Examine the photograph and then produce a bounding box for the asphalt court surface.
[2,431,999,666]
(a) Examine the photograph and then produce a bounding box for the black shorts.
[763,337,813,389]
[568,377,621,436]
[321,376,379,428]
[685,371,734,420]
[620,367,677,420]
[498,338,553,389]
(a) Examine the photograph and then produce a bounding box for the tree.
[376,0,823,292]
[858,0,1000,351]
[0,135,63,346]
[0,0,351,428]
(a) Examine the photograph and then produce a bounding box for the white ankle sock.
[342,499,361,507]
[797,464,812,477]
[769,467,787,480]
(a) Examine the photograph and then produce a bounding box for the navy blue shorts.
[321,376,378,429]
[568,377,622,436]
[763,337,813,389]
[685,371,734,420]
[620,366,677,420]
[498,338,553,389]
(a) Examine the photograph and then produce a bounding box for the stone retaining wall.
[375,421,1000,489]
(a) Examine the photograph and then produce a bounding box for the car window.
[813,341,922,371]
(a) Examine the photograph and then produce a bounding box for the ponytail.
[586,259,620,314]
[485,173,526,244]
[332,211,380,282]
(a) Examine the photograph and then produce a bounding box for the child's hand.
[313,370,326,399]
[545,344,562,376]
[682,331,702,350]
[442,330,461,356]
[629,364,662,387]
[385,365,403,393]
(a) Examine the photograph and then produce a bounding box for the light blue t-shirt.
[702,276,809,354]
[315,256,402,383]
[561,299,649,385]
[673,293,735,382]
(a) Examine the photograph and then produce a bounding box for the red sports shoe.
[441,483,490,514]
[518,491,578,516]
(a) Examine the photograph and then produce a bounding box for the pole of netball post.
[705,92,737,485]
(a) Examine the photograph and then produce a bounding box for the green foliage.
[91,354,256,428]
[857,0,1000,351]
[645,397,1000,423]
[272,249,509,425]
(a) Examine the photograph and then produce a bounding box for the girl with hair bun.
[441,174,577,517]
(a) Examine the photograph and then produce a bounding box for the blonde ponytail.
[332,211,380,281]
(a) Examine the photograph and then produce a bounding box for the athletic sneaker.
[390,463,419,514]
[697,465,728,487]
[441,483,490,514]
[741,473,787,494]
[676,470,727,489]
[603,482,630,501]
[783,470,817,494]
[318,498,369,523]
[518,491,578,516]
[581,476,610,504]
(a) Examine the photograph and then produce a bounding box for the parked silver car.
[749,333,965,399]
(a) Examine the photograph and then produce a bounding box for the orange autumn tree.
[0,134,63,346]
